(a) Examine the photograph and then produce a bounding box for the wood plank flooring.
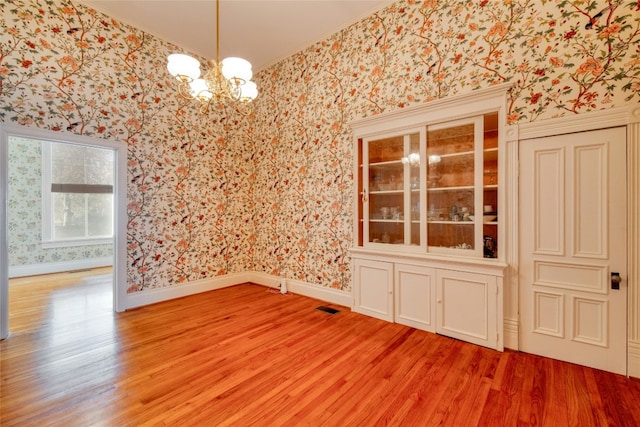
[2,269,640,426]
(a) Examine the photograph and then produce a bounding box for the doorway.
[0,124,128,339]
[519,127,627,375]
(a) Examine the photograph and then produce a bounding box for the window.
[42,141,114,247]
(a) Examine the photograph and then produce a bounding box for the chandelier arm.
[177,80,194,100]
[199,98,212,114]
[235,101,252,116]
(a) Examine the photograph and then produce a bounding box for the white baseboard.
[123,271,353,311]
[503,317,519,350]
[124,271,252,310]
[629,340,640,379]
[9,257,113,278]
[245,272,353,307]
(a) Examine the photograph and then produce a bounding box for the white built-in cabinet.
[436,267,500,349]
[352,257,394,322]
[395,263,436,331]
[353,257,436,331]
[350,85,512,351]
[351,251,503,349]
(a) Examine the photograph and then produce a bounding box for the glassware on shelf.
[483,235,497,258]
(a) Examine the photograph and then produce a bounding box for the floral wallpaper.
[1,0,638,293]
[7,136,112,267]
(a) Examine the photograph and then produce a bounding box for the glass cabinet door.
[482,112,499,258]
[363,129,425,250]
[426,116,483,256]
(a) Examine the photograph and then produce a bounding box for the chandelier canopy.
[167,0,258,113]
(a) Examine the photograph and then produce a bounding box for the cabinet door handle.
[362,188,368,203]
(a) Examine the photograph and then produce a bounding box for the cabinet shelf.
[429,150,474,158]
[370,190,403,194]
[428,220,474,225]
[370,160,402,167]
[484,147,498,163]
[427,185,474,192]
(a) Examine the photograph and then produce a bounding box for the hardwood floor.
[2,269,639,426]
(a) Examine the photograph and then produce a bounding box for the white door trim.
[0,123,128,339]
[512,105,640,377]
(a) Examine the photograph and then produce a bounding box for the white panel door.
[352,258,393,322]
[436,269,497,349]
[394,263,436,332]
[519,127,627,375]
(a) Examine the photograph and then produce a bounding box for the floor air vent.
[316,306,339,315]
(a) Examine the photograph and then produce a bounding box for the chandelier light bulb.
[189,79,213,100]
[167,54,201,81]
[239,81,259,102]
[221,57,253,83]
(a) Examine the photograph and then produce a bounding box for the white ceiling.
[79,0,392,72]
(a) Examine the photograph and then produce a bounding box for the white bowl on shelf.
[483,215,497,223]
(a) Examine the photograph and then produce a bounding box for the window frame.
[41,141,114,248]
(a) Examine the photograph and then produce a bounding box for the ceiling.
[79,0,392,72]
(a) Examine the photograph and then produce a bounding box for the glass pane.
[52,193,113,239]
[52,193,86,239]
[483,112,499,258]
[369,135,404,193]
[410,191,420,245]
[366,132,420,247]
[368,136,403,164]
[408,132,421,246]
[368,135,404,245]
[88,194,113,237]
[368,189,403,244]
[427,123,474,188]
[369,222,404,245]
[428,189,474,222]
[427,120,477,252]
[427,123,474,156]
[85,147,114,185]
[52,144,82,184]
[370,164,403,192]
[428,222,474,250]
[52,143,113,185]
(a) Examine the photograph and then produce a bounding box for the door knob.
[611,272,622,290]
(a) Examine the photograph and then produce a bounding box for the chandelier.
[166,0,258,114]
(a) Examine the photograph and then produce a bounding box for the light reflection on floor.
[6,268,120,401]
